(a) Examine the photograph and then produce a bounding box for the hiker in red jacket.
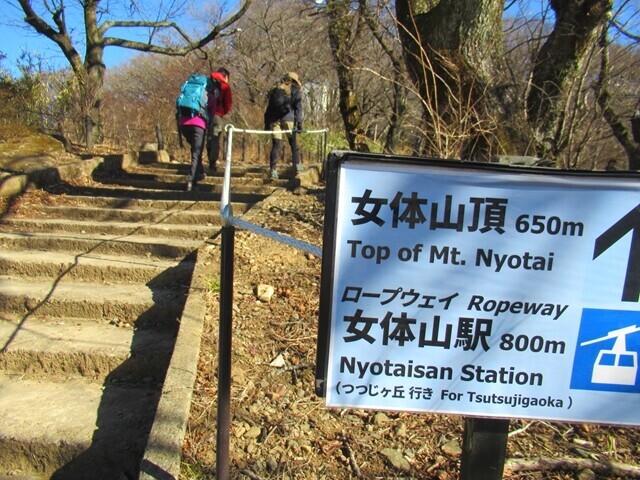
[207,68,232,172]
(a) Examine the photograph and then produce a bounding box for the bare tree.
[395,0,530,161]
[357,0,409,154]
[102,53,199,150]
[526,0,613,160]
[10,0,251,149]
[53,0,637,168]
[324,0,370,152]
[595,21,640,169]
[230,0,336,127]
[394,0,616,163]
[501,0,640,170]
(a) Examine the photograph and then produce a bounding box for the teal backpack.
[176,74,218,122]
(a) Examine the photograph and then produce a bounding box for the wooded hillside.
[1,0,639,169]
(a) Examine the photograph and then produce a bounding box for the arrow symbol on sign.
[593,204,640,302]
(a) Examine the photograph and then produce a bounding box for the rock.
[373,412,390,426]
[266,457,279,472]
[577,469,596,480]
[441,438,462,456]
[269,384,287,400]
[231,366,246,384]
[380,447,411,471]
[269,353,286,368]
[244,425,262,439]
[234,425,247,438]
[157,149,170,163]
[395,422,408,437]
[256,283,275,302]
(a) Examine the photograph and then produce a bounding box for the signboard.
[315,152,640,426]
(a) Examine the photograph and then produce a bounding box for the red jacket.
[211,71,232,117]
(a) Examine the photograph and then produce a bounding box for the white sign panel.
[321,156,640,426]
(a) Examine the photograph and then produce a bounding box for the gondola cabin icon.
[581,325,640,385]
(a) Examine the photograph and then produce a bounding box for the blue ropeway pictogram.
[571,309,640,393]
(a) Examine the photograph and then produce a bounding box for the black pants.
[207,115,223,169]
[180,125,205,184]
[207,132,221,169]
[269,134,300,170]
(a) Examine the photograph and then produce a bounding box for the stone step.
[0,217,216,240]
[0,276,183,326]
[0,315,174,383]
[43,195,251,215]
[140,167,269,180]
[25,204,223,226]
[0,249,194,285]
[47,184,271,204]
[0,376,159,478]
[92,175,287,193]
[133,162,270,176]
[0,159,300,477]
[106,171,270,187]
[0,231,201,259]
[29,193,228,211]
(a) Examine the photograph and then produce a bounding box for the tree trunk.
[84,1,107,148]
[595,23,640,170]
[526,0,613,160]
[384,70,406,154]
[326,0,370,152]
[395,0,528,161]
[357,0,407,154]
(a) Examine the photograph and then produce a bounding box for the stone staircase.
[0,157,287,478]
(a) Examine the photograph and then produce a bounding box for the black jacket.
[264,83,303,129]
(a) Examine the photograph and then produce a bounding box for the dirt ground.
[183,188,640,480]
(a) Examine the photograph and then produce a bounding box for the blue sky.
[0,6,140,77]
[0,0,200,77]
[0,23,137,76]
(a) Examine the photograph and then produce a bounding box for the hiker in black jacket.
[264,72,303,180]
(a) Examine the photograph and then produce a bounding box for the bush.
[0,82,33,141]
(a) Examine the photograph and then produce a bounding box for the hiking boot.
[270,169,279,180]
[196,173,206,182]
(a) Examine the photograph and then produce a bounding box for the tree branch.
[357,0,401,71]
[16,0,84,75]
[611,19,640,42]
[100,0,251,55]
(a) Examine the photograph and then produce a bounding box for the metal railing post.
[216,223,235,480]
[242,135,246,163]
[156,124,164,150]
[214,125,327,478]
[216,125,237,480]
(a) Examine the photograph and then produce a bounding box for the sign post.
[316,151,640,476]
[460,417,509,480]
